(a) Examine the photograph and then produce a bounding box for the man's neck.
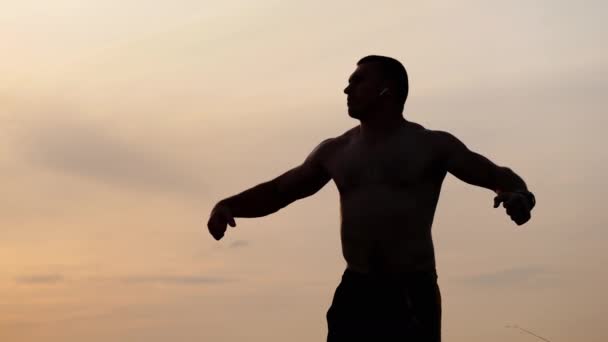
[358,114,407,144]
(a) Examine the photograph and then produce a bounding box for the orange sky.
[1,1,607,341]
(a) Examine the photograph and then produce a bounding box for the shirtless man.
[206,55,536,341]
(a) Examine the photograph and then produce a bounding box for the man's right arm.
[217,138,333,217]
[207,138,334,240]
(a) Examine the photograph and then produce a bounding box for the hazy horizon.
[2,1,606,341]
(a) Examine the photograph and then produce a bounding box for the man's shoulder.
[425,129,463,148]
[315,132,344,151]
[308,128,356,163]
[320,126,358,147]
[405,123,452,143]
[339,126,360,140]
[420,129,469,162]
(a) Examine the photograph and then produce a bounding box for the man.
[206,55,536,341]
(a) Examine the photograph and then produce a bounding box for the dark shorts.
[326,268,441,342]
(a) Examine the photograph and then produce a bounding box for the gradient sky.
[1,1,606,341]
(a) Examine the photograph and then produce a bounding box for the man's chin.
[347,108,362,119]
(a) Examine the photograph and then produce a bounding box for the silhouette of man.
[207,55,536,341]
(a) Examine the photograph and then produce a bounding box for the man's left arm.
[435,130,536,226]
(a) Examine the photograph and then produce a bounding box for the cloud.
[119,275,234,285]
[12,271,234,286]
[15,274,65,284]
[463,266,555,288]
[229,240,250,248]
[19,115,205,198]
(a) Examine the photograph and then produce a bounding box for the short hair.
[357,55,409,106]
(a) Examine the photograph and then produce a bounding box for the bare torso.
[322,122,447,274]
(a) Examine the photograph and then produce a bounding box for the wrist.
[514,190,536,209]
[214,199,231,210]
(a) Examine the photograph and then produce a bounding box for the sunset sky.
[1,1,606,341]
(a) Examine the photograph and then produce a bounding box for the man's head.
[344,55,409,120]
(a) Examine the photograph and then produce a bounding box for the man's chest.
[326,137,443,192]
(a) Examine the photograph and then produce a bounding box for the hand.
[207,203,236,240]
[493,191,532,226]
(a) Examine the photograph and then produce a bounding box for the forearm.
[494,167,528,193]
[215,181,286,218]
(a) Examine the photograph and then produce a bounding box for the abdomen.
[339,185,438,273]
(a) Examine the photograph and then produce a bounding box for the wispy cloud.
[15,274,65,284]
[229,240,250,248]
[463,266,555,288]
[119,275,234,285]
[19,115,205,198]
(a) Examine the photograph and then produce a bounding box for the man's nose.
[343,85,350,94]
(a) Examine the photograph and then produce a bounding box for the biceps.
[447,148,500,190]
[274,162,331,203]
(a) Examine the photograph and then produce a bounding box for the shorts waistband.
[343,267,438,283]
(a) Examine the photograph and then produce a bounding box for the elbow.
[270,180,292,211]
[497,166,514,180]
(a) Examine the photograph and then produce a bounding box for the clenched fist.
[493,191,534,226]
[207,203,236,240]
